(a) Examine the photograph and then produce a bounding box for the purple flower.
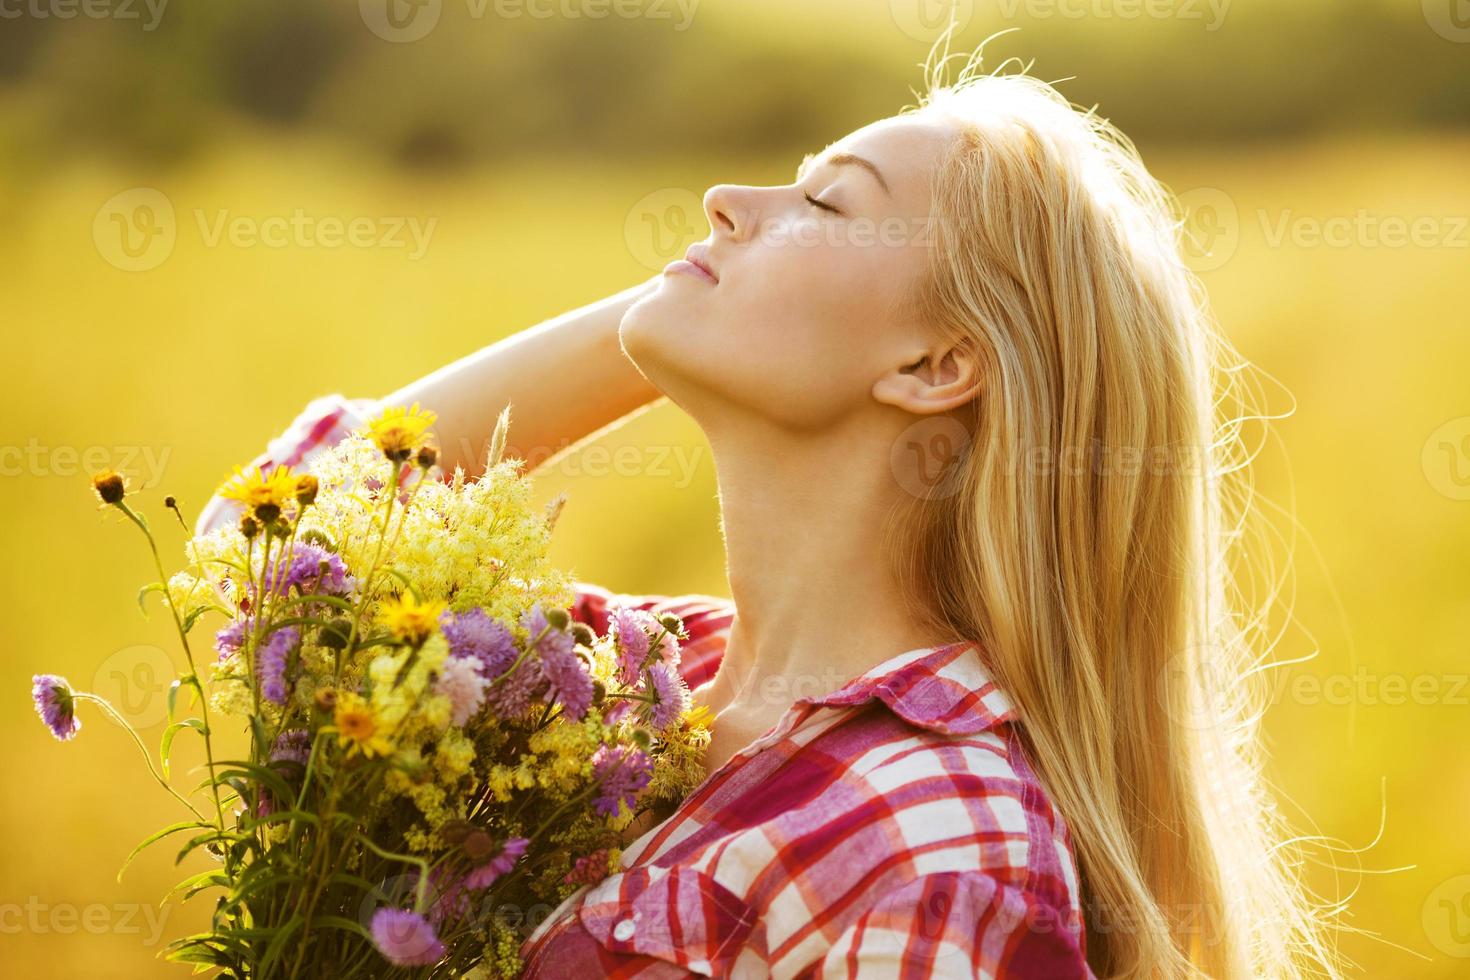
[435,655,489,726]
[591,744,652,818]
[645,661,690,730]
[256,626,299,705]
[484,658,545,720]
[32,674,81,741]
[215,618,249,660]
[370,908,445,967]
[440,609,517,678]
[541,645,594,721]
[415,864,470,926]
[520,604,575,659]
[654,627,682,671]
[271,729,312,768]
[260,543,354,598]
[608,606,653,685]
[602,699,635,726]
[463,836,529,891]
[253,792,275,820]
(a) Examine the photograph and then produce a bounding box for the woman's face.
[621,113,960,435]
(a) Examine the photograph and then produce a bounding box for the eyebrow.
[796,150,891,196]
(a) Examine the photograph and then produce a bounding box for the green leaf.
[163,937,232,967]
[274,593,356,615]
[137,581,167,616]
[210,758,294,803]
[181,605,221,634]
[257,912,304,977]
[168,868,231,901]
[116,820,213,883]
[161,718,207,779]
[314,915,372,942]
[380,566,414,594]
[166,675,202,723]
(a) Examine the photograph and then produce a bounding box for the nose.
[703,183,749,242]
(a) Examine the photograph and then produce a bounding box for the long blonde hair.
[883,42,1342,979]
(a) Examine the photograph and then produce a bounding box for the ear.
[871,337,982,415]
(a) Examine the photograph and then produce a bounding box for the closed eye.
[804,191,841,215]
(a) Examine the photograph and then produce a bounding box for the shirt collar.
[795,640,1018,736]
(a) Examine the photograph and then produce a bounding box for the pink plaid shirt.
[199,395,1093,979]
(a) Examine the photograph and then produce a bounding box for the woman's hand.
[379,276,664,478]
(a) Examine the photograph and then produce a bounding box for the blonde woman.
[200,51,1339,980]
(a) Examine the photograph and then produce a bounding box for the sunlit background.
[2,0,1467,975]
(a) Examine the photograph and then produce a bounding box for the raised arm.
[380,275,665,478]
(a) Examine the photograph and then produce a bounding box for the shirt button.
[612,915,636,941]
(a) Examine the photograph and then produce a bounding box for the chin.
[619,292,679,386]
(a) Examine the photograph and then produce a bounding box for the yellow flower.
[379,592,447,647]
[367,403,438,462]
[218,464,298,521]
[334,692,394,757]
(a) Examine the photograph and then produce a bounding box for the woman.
[198,53,1339,979]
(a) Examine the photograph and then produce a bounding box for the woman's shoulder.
[723,715,1090,975]
[791,706,1082,901]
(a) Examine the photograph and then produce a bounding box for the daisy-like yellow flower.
[379,591,447,647]
[367,403,438,462]
[217,464,299,522]
[334,692,394,757]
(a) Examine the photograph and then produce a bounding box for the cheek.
[618,233,921,429]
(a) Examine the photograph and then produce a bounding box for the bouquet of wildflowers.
[31,403,712,978]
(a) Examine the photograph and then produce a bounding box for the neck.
[697,417,957,720]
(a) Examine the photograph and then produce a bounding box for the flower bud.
[313,687,338,713]
[658,614,684,634]
[319,619,352,650]
[545,608,570,630]
[300,528,337,552]
[295,475,319,506]
[415,444,438,470]
[462,829,496,861]
[91,469,127,505]
[591,679,606,706]
[440,819,474,845]
[239,514,260,540]
[570,622,596,647]
[253,502,282,524]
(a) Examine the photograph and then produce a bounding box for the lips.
[684,243,718,283]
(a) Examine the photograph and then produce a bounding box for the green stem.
[337,461,404,687]
[113,502,232,873]
[75,694,206,820]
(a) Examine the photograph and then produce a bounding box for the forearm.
[379,276,664,477]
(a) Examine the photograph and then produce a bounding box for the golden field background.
[2,1,1468,976]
